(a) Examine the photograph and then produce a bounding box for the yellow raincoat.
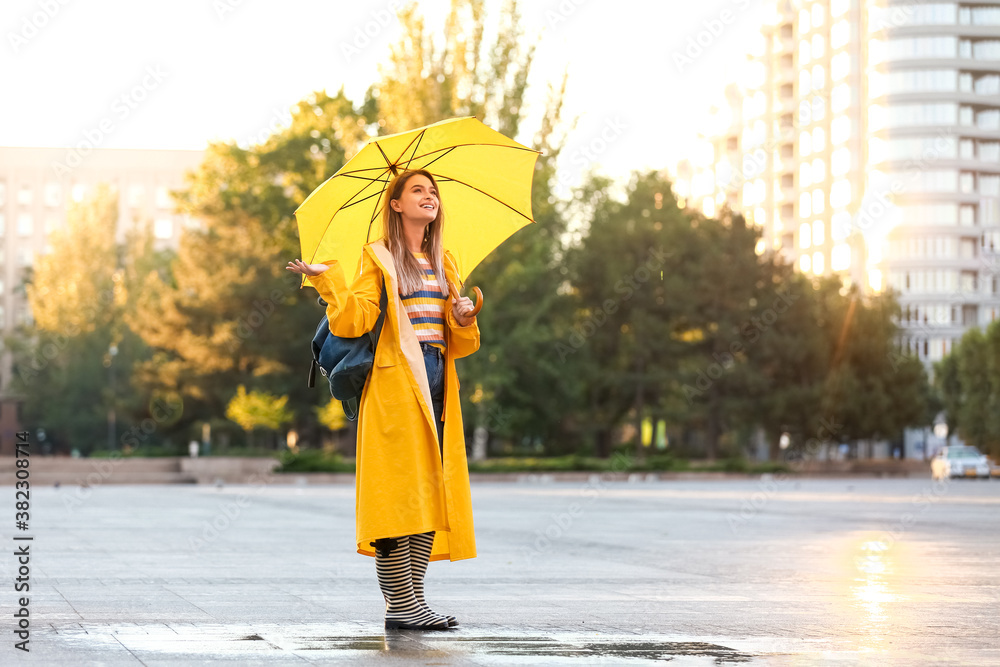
[306,240,480,561]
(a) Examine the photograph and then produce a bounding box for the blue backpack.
[307,277,387,421]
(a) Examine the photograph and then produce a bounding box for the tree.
[937,320,1000,457]
[15,185,173,454]
[225,385,293,449]
[128,89,368,443]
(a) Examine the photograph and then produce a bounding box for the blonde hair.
[382,169,447,296]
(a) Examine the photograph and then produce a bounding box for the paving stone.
[1,478,997,665]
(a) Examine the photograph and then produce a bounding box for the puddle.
[291,632,759,664]
[53,624,765,664]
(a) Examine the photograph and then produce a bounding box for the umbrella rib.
[436,174,536,224]
[335,143,540,177]
[366,173,390,242]
[398,129,425,173]
[338,170,392,210]
[413,145,456,172]
[306,168,392,264]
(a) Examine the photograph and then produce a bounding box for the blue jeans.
[421,342,445,458]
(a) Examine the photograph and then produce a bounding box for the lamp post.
[106,344,117,451]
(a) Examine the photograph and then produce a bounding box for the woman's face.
[390,174,439,226]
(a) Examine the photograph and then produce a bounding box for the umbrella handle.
[468,286,484,317]
[448,281,484,318]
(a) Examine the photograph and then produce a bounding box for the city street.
[3,476,999,665]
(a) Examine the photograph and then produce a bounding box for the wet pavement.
[3,476,999,665]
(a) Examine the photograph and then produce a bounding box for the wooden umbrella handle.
[448,281,484,317]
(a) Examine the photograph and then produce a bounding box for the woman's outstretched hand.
[286,259,329,277]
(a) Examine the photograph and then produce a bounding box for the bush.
[276,449,355,473]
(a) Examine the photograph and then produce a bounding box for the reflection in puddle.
[850,538,905,653]
[301,634,759,663]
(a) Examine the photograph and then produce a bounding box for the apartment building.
[0,146,204,454]
[675,0,1000,367]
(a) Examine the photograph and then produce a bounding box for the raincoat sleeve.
[444,251,480,360]
[304,252,383,338]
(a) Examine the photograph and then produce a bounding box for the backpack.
[307,276,388,421]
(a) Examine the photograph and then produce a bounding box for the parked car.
[931,446,992,480]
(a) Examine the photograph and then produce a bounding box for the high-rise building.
[0,146,204,455]
[674,0,1000,368]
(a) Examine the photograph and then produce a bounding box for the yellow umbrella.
[294,116,539,289]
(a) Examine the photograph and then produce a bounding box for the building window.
[17,214,32,237]
[973,40,1000,60]
[888,69,957,93]
[978,109,1000,130]
[813,220,825,246]
[799,163,812,188]
[812,190,825,215]
[960,205,976,225]
[44,183,61,208]
[128,184,145,208]
[832,243,850,271]
[800,222,812,249]
[832,52,850,80]
[71,184,87,203]
[155,186,172,209]
[887,36,957,60]
[799,192,812,218]
[154,218,174,239]
[17,185,33,206]
[980,175,1000,196]
[960,172,975,193]
[812,251,825,274]
[0,181,6,206]
[18,247,31,267]
[831,20,849,49]
[831,116,851,144]
[975,74,1000,94]
[831,180,852,207]
[887,103,958,127]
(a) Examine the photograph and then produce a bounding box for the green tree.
[938,320,1000,457]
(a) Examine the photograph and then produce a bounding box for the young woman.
[286,169,480,631]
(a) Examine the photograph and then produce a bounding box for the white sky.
[1,0,769,187]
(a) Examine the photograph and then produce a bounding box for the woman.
[286,169,480,631]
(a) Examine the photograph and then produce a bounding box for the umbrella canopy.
[294,116,539,285]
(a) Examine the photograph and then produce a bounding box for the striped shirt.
[401,252,447,350]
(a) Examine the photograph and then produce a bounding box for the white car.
[931,446,992,480]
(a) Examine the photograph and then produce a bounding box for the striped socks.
[408,531,458,627]
[373,536,450,630]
